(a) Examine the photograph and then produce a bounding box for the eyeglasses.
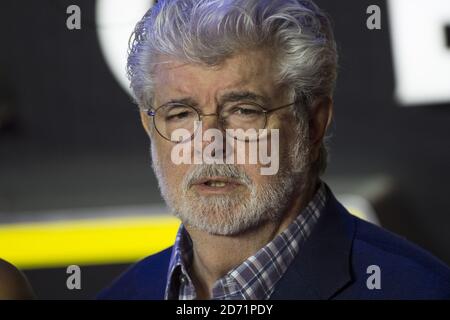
[143,101,296,142]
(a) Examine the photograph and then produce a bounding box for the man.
[98,0,450,299]
[0,259,34,299]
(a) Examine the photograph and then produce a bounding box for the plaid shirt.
[165,182,327,300]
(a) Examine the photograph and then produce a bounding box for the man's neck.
[185,178,318,299]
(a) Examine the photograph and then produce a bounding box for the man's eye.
[166,111,193,121]
[232,107,261,116]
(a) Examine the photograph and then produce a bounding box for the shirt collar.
[165,181,327,300]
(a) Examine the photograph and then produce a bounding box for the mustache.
[183,164,253,190]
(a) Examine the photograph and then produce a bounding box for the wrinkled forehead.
[151,51,281,106]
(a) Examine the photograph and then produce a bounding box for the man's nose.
[201,113,221,131]
[196,114,227,160]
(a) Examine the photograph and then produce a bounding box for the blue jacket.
[98,189,450,299]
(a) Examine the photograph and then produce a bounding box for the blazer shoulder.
[97,246,173,300]
[349,216,450,298]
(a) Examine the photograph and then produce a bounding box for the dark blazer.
[97,188,450,299]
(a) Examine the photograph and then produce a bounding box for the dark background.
[0,0,449,299]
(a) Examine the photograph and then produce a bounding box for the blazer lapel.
[270,186,356,300]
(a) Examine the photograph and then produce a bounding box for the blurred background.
[0,0,449,299]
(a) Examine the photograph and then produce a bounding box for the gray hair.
[128,0,338,176]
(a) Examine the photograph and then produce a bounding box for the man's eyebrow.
[158,91,268,108]
[161,97,198,107]
[219,91,269,105]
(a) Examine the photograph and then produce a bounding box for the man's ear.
[309,96,333,158]
[139,110,152,136]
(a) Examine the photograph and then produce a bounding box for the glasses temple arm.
[264,102,297,113]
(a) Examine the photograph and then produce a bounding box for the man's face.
[141,51,312,235]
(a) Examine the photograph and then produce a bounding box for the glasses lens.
[154,103,199,141]
[222,103,266,128]
[153,102,268,142]
[220,103,266,142]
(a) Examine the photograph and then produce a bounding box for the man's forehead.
[154,52,274,82]
[152,52,276,102]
